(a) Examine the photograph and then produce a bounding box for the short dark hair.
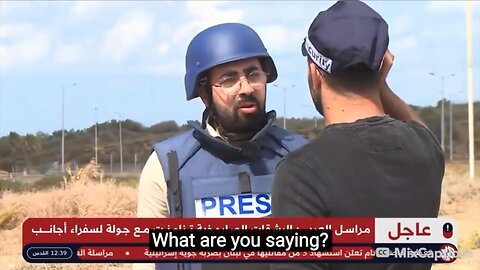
[309,58,381,94]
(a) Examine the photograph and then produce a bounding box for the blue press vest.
[152,112,308,270]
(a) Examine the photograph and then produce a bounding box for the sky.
[0,0,479,136]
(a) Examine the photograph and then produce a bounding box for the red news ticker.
[23,218,374,245]
[76,246,375,261]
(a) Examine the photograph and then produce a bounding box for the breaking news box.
[23,217,458,264]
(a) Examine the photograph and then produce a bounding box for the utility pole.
[449,101,453,161]
[94,107,98,164]
[62,86,65,173]
[465,1,475,181]
[120,119,123,173]
[115,112,123,174]
[273,84,295,129]
[429,73,454,153]
[0,81,2,135]
[441,76,445,151]
[283,87,287,129]
[61,82,77,173]
[134,153,137,172]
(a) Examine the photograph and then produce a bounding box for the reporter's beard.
[210,98,267,136]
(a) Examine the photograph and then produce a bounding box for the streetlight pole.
[465,1,475,181]
[62,86,64,173]
[441,76,445,152]
[61,82,77,173]
[0,82,2,135]
[120,119,123,173]
[273,84,295,129]
[95,107,98,164]
[283,87,287,129]
[449,101,453,161]
[115,112,123,174]
[429,73,454,153]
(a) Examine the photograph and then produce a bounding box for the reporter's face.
[208,58,268,133]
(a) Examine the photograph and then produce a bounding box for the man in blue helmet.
[134,23,308,270]
[270,1,444,270]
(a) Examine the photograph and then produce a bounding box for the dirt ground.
[431,161,480,270]
[0,161,479,269]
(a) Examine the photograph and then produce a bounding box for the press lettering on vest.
[219,196,236,215]
[255,194,270,214]
[194,194,271,217]
[201,197,216,212]
[238,194,254,214]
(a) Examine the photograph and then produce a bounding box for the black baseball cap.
[302,0,389,75]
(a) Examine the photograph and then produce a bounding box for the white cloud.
[255,25,289,51]
[0,23,50,70]
[390,34,417,55]
[100,10,154,63]
[157,43,170,56]
[102,2,245,76]
[0,23,35,39]
[425,1,480,14]
[145,60,184,76]
[255,24,304,54]
[390,14,413,36]
[419,28,437,40]
[54,43,83,64]
[71,1,102,22]
[0,1,33,15]
[172,1,244,45]
[185,1,241,21]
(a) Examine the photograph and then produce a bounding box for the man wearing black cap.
[271,1,444,270]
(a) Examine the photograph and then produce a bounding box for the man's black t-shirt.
[271,116,445,270]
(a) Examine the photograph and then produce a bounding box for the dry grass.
[63,159,106,186]
[1,161,479,269]
[0,160,137,270]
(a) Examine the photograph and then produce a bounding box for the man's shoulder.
[282,128,350,166]
[152,129,198,162]
[387,119,443,150]
[151,129,201,180]
[280,138,323,166]
[153,129,195,148]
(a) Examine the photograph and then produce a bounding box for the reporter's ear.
[197,85,209,107]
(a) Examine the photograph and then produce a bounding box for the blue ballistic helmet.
[184,23,278,101]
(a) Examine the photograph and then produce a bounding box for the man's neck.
[323,90,385,126]
[207,116,257,147]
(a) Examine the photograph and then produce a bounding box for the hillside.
[0,101,478,174]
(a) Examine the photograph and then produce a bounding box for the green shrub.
[31,174,64,191]
[0,179,25,193]
[104,175,139,188]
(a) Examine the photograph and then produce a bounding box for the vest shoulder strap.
[152,130,200,181]
[152,130,201,217]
